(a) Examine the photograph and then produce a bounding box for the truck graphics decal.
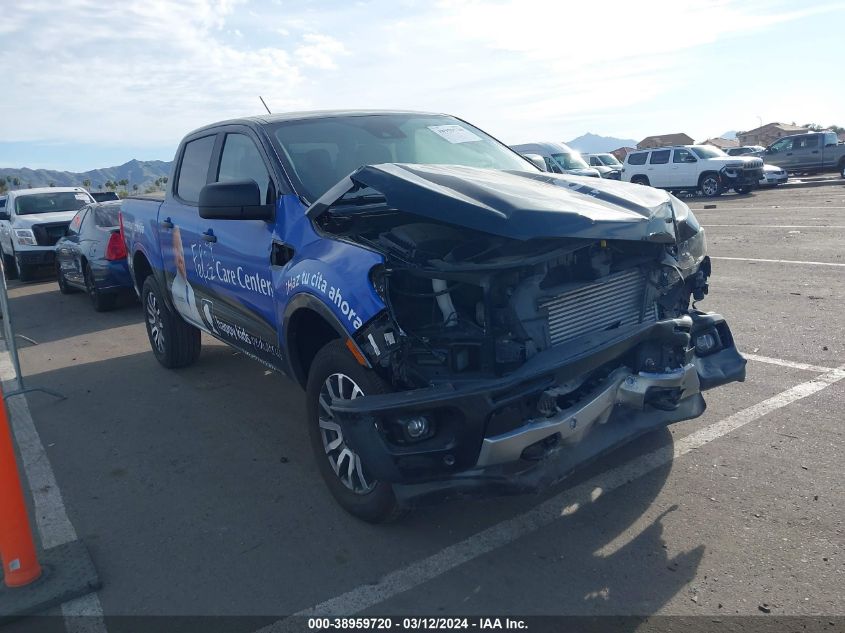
[168,226,283,368]
[284,268,364,330]
[192,239,273,297]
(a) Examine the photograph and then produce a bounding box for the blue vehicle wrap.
[122,190,385,375]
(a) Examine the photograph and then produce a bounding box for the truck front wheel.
[15,254,34,282]
[142,275,201,368]
[306,340,402,523]
[699,173,722,197]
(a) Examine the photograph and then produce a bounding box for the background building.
[736,123,809,147]
[637,133,694,149]
[701,137,740,150]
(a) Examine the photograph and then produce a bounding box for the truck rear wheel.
[305,340,403,523]
[142,275,201,368]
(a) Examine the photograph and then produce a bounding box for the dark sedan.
[55,201,133,311]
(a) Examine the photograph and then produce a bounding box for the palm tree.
[119,178,128,191]
[82,178,92,189]
[132,184,139,192]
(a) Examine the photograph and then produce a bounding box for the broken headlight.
[670,196,707,275]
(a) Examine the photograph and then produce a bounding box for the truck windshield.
[691,146,727,159]
[597,154,622,166]
[272,114,534,201]
[551,152,589,170]
[14,192,94,215]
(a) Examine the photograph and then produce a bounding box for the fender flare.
[282,292,370,386]
[130,245,174,312]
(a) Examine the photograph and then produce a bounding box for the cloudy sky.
[2,0,844,171]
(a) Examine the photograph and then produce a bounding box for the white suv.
[0,187,95,281]
[623,145,764,197]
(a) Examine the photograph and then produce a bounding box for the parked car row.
[509,142,602,178]
[0,187,95,281]
[3,111,747,523]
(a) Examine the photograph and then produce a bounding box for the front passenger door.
[199,130,282,367]
[766,137,795,170]
[670,148,698,187]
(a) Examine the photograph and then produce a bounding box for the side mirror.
[198,180,272,221]
[0,211,9,222]
[522,154,548,172]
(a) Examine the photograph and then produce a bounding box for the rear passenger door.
[791,134,821,171]
[646,149,671,187]
[161,132,217,330]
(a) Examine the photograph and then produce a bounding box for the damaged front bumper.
[332,312,745,506]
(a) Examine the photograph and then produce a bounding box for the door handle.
[161,217,174,229]
[202,230,217,243]
[785,152,792,156]
[811,150,819,154]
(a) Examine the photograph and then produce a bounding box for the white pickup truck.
[0,187,95,281]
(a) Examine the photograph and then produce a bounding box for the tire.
[0,246,16,280]
[840,162,845,179]
[142,275,201,368]
[306,340,403,523]
[699,173,722,197]
[734,186,752,195]
[56,263,78,294]
[84,264,116,311]
[630,175,650,186]
[15,253,34,282]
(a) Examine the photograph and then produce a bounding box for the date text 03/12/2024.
[307,617,528,630]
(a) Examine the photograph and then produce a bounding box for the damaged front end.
[310,164,746,505]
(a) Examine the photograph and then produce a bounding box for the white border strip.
[259,363,844,630]
[704,225,845,229]
[0,344,107,630]
[711,256,845,267]
[745,353,834,373]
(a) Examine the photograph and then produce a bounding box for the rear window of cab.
[627,152,648,165]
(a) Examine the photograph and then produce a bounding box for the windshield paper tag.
[428,125,482,144]
[75,193,89,201]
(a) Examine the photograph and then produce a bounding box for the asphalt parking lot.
[2,181,843,631]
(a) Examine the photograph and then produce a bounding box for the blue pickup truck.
[121,110,746,522]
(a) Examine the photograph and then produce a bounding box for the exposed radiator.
[541,268,656,347]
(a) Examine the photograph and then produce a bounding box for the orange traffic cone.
[0,386,42,587]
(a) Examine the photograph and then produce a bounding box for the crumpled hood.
[309,163,683,243]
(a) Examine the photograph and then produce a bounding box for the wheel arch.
[698,170,720,185]
[284,293,362,388]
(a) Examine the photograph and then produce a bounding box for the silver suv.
[623,145,764,197]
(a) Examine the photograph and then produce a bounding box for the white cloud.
[1,0,843,164]
[294,34,349,69]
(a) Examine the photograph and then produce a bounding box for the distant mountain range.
[720,131,738,140]
[0,159,173,191]
[566,133,639,153]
